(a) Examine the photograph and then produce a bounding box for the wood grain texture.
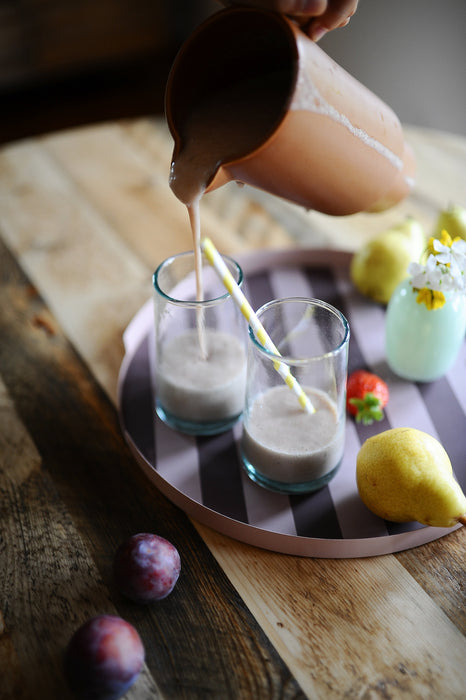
[194,523,465,698]
[0,239,305,699]
[0,118,465,699]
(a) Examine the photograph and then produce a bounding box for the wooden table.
[0,117,465,699]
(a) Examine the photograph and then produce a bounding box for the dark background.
[0,0,217,144]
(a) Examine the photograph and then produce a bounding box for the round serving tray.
[118,248,465,557]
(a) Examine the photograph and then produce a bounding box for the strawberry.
[346,370,389,425]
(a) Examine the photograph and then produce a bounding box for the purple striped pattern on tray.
[119,251,466,557]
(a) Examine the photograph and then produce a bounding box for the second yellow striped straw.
[201,238,316,415]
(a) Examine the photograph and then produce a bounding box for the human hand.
[218,1,359,41]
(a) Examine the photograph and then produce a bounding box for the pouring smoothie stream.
[168,70,281,358]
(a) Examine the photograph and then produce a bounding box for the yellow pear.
[433,204,466,241]
[350,218,426,304]
[356,427,466,528]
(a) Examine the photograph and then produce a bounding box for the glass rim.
[249,296,350,364]
[153,250,243,307]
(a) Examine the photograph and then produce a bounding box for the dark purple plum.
[64,615,144,700]
[113,533,181,603]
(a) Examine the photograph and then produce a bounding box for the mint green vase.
[385,280,466,382]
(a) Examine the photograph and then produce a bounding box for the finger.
[317,0,358,30]
[219,1,327,15]
[275,0,327,13]
[337,16,352,28]
[308,0,358,40]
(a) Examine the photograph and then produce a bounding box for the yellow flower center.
[415,287,446,310]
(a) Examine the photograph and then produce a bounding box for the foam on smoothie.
[157,329,247,423]
[242,385,344,485]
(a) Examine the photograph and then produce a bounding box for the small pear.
[350,218,426,304]
[433,204,466,241]
[356,427,466,528]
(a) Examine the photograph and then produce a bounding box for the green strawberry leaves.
[349,392,384,425]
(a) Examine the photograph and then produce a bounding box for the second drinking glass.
[241,297,350,494]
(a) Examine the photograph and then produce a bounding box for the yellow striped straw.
[201,237,316,415]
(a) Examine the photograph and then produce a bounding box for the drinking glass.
[153,251,247,435]
[241,297,350,493]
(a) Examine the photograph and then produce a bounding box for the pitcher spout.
[204,166,233,194]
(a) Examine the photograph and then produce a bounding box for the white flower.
[408,255,444,291]
[407,230,466,307]
[408,261,427,289]
[411,237,465,289]
[435,238,466,283]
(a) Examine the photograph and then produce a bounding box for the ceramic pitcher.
[165,7,415,216]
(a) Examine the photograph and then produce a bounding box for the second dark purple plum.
[113,533,181,603]
[64,614,144,700]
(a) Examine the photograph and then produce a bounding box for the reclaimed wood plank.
[195,523,466,699]
[394,529,466,633]
[41,119,293,264]
[121,118,295,253]
[0,378,159,700]
[0,134,150,403]
[0,237,306,699]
